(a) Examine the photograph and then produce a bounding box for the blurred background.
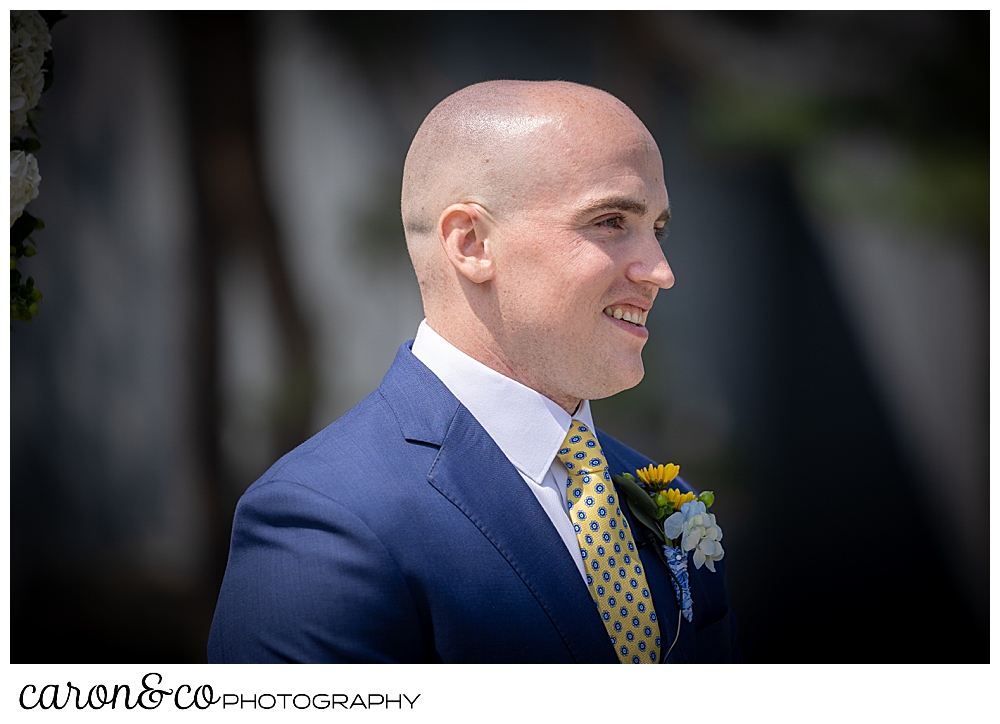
[10,10,988,662]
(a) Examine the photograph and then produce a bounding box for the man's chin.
[578,360,644,401]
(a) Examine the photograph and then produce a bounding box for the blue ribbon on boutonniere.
[613,464,724,624]
[663,545,694,623]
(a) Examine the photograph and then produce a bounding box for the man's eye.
[654,225,669,241]
[597,216,625,230]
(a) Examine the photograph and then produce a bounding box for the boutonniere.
[612,464,724,623]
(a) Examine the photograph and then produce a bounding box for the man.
[208,80,739,663]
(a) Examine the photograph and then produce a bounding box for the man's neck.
[421,319,582,415]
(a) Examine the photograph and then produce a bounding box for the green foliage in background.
[10,10,65,327]
[10,210,44,322]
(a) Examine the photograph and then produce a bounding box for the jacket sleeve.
[207,479,426,663]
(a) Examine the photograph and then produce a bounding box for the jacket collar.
[411,320,593,485]
[378,342,462,446]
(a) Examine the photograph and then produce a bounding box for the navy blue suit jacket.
[208,343,740,663]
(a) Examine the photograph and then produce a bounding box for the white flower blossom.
[11,150,41,227]
[665,500,725,572]
[10,10,51,134]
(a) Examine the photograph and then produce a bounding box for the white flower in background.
[11,150,41,227]
[10,10,51,134]
[669,500,725,572]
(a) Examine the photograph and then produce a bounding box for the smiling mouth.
[603,305,648,327]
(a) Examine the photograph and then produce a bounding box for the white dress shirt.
[411,319,589,582]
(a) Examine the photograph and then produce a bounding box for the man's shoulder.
[245,344,459,503]
[248,389,402,496]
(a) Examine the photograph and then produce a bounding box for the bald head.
[401,81,654,286]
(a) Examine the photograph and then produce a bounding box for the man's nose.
[626,236,675,290]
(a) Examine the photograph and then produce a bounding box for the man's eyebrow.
[576,195,671,224]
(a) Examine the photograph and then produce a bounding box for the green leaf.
[23,137,41,154]
[11,301,31,322]
[34,216,44,230]
[24,247,36,258]
[613,473,659,519]
[626,497,665,543]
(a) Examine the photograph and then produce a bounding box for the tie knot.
[556,420,607,476]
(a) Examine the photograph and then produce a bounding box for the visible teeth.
[604,305,647,326]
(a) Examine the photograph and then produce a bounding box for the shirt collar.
[411,319,594,485]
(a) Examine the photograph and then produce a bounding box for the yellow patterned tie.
[557,420,661,663]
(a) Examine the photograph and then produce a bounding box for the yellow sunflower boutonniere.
[612,463,722,569]
[613,462,724,624]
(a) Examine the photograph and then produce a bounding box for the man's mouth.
[603,305,647,327]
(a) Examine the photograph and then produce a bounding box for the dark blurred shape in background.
[10,10,987,662]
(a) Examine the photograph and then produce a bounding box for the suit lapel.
[379,344,617,663]
[428,406,618,663]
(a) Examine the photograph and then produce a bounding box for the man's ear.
[438,203,496,284]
